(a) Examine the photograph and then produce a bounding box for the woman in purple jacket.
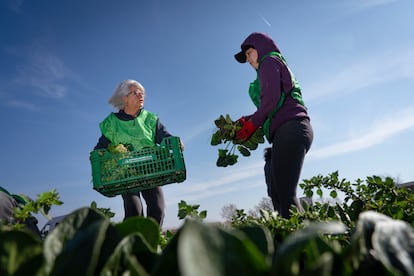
[234,32,313,218]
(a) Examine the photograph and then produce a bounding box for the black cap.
[234,45,253,63]
[234,51,247,63]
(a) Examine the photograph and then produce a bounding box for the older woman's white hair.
[108,79,146,110]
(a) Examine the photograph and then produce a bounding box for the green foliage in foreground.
[1,172,414,275]
[1,207,413,275]
[90,201,115,219]
[300,171,414,227]
[2,189,63,231]
[230,171,414,246]
[18,189,63,220]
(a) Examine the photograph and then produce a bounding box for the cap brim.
[234,51,247,63]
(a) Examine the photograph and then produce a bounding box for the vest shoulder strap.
[259,52,305,141]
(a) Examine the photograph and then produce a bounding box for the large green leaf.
[356,211,414,275]
[115,216,160,252]
[152,226,181,276]
[304,252,334,276]
[237,225,274,261]
[354,211,391,255]
[372,220,414,275]
[273,222,346,275]
[101,233,159,276]
[176,220,269,276]
[0,231,43,275]
[43,207,121,275]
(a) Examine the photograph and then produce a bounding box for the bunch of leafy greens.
[211,114,265,167]
[107,143,133,154]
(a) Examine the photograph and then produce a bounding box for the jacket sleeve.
[155,118,172,144]
[94,135,111,150]
[250,58,284,127]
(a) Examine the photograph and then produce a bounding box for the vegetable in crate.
[210,114,264,167]
[107,143,133,154]
[103,143,136,181]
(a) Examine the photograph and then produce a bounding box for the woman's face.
[124,84,145,110]
[245,48,259,69]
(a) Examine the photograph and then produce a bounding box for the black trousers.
[269,118,313,218]
[122,186,165,227]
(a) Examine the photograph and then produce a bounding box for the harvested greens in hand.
[211,114,265,167]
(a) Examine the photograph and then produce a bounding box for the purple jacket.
[239,32,309,140]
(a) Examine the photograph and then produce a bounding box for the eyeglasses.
[128,91,145,98]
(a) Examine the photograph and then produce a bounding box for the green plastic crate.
[90,136,186,197]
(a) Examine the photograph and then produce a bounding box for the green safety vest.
[249,51,305,142]
[99,109,158,150]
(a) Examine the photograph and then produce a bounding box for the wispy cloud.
[185,162,263,193]
[7,0,24,12]
[182,119,216,143]
[166,162,264,204]
[307,48,414,101]
[309,107,414,160]
[13,49,71,99]
[5,100,40,111]
[356,0,398,9]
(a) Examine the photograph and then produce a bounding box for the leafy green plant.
[90,201,115,219]
[228,172,414,249]
[300,171,414,227]
[211,114,265,167]
[154,219,272,276]
[2,207,413,275]
[14,189,62,220]
[177,200,207,221]
[107,142,133,153]
[9,189,63,232]
[2,172,414,275]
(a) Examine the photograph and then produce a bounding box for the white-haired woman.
[94,79,183,226]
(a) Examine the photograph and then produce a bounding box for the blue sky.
[1,0,413,230]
